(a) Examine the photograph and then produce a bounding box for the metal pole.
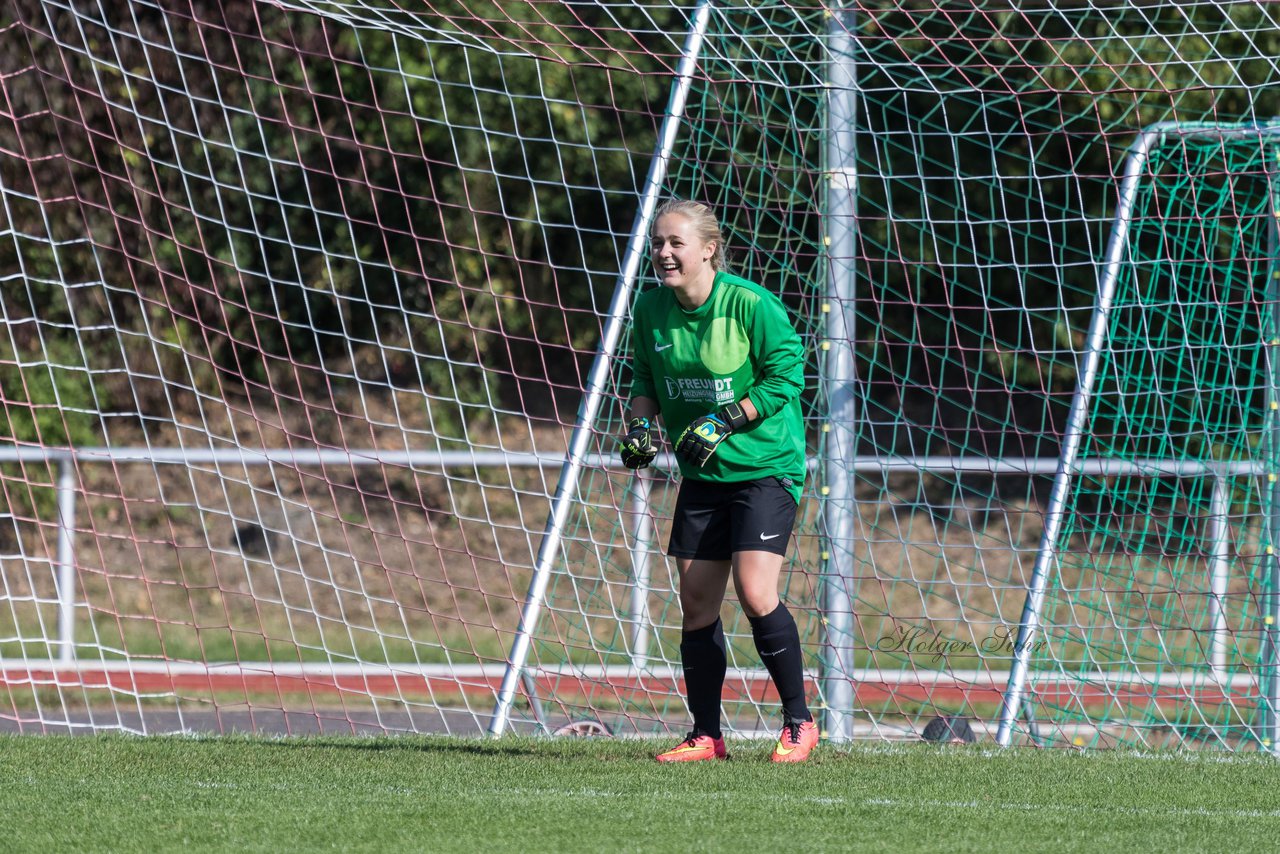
[995,129,1161,747]
[1264,142,1280,752]
[820,0,860,744]
[0,447,1269,476]
[55,457,77,663]
[628,472,655,669]
[1207,473,1229,680]
[488,0,716,736]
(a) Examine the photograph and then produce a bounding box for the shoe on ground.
[771,719,818,763]
[655,731,727,763]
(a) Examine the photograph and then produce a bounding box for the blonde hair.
[652,200,727,271]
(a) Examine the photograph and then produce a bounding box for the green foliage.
[3,1,684,437]
[854,4,1279,455]
[0,335,99,449]
[0,0,1274,448]
[0,332,99,533]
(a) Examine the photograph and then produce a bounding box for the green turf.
[1,735,1279,853]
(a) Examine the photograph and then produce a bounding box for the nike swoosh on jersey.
[654,342,674,352]
[760,533,781,540]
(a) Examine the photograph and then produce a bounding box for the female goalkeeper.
[618,200,816,763]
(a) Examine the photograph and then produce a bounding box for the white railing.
[0,447,1259,680]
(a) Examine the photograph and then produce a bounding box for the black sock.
[680,618,726,739]
[749,603,811,724]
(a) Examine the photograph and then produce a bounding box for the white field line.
[863,797,1280,820]
[28,779,1273,818]
[473,788,1280,819]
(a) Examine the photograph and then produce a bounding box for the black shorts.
[668,477,799,561]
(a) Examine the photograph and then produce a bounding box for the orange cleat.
[771,719,819,763]
[655,732,728,763]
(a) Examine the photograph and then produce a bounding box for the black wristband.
[719,401,750,431]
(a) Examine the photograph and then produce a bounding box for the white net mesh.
[0,0,1277,747]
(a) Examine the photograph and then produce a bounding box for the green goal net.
[1011,130,1280,749]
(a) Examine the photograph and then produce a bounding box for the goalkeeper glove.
[618,417,658,470]
[674,402,750,468]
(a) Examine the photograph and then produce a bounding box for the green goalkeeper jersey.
[629,270,806,503]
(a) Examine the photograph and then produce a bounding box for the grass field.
[3,735,1279,853]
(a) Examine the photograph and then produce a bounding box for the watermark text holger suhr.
[875,624,1049,665]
